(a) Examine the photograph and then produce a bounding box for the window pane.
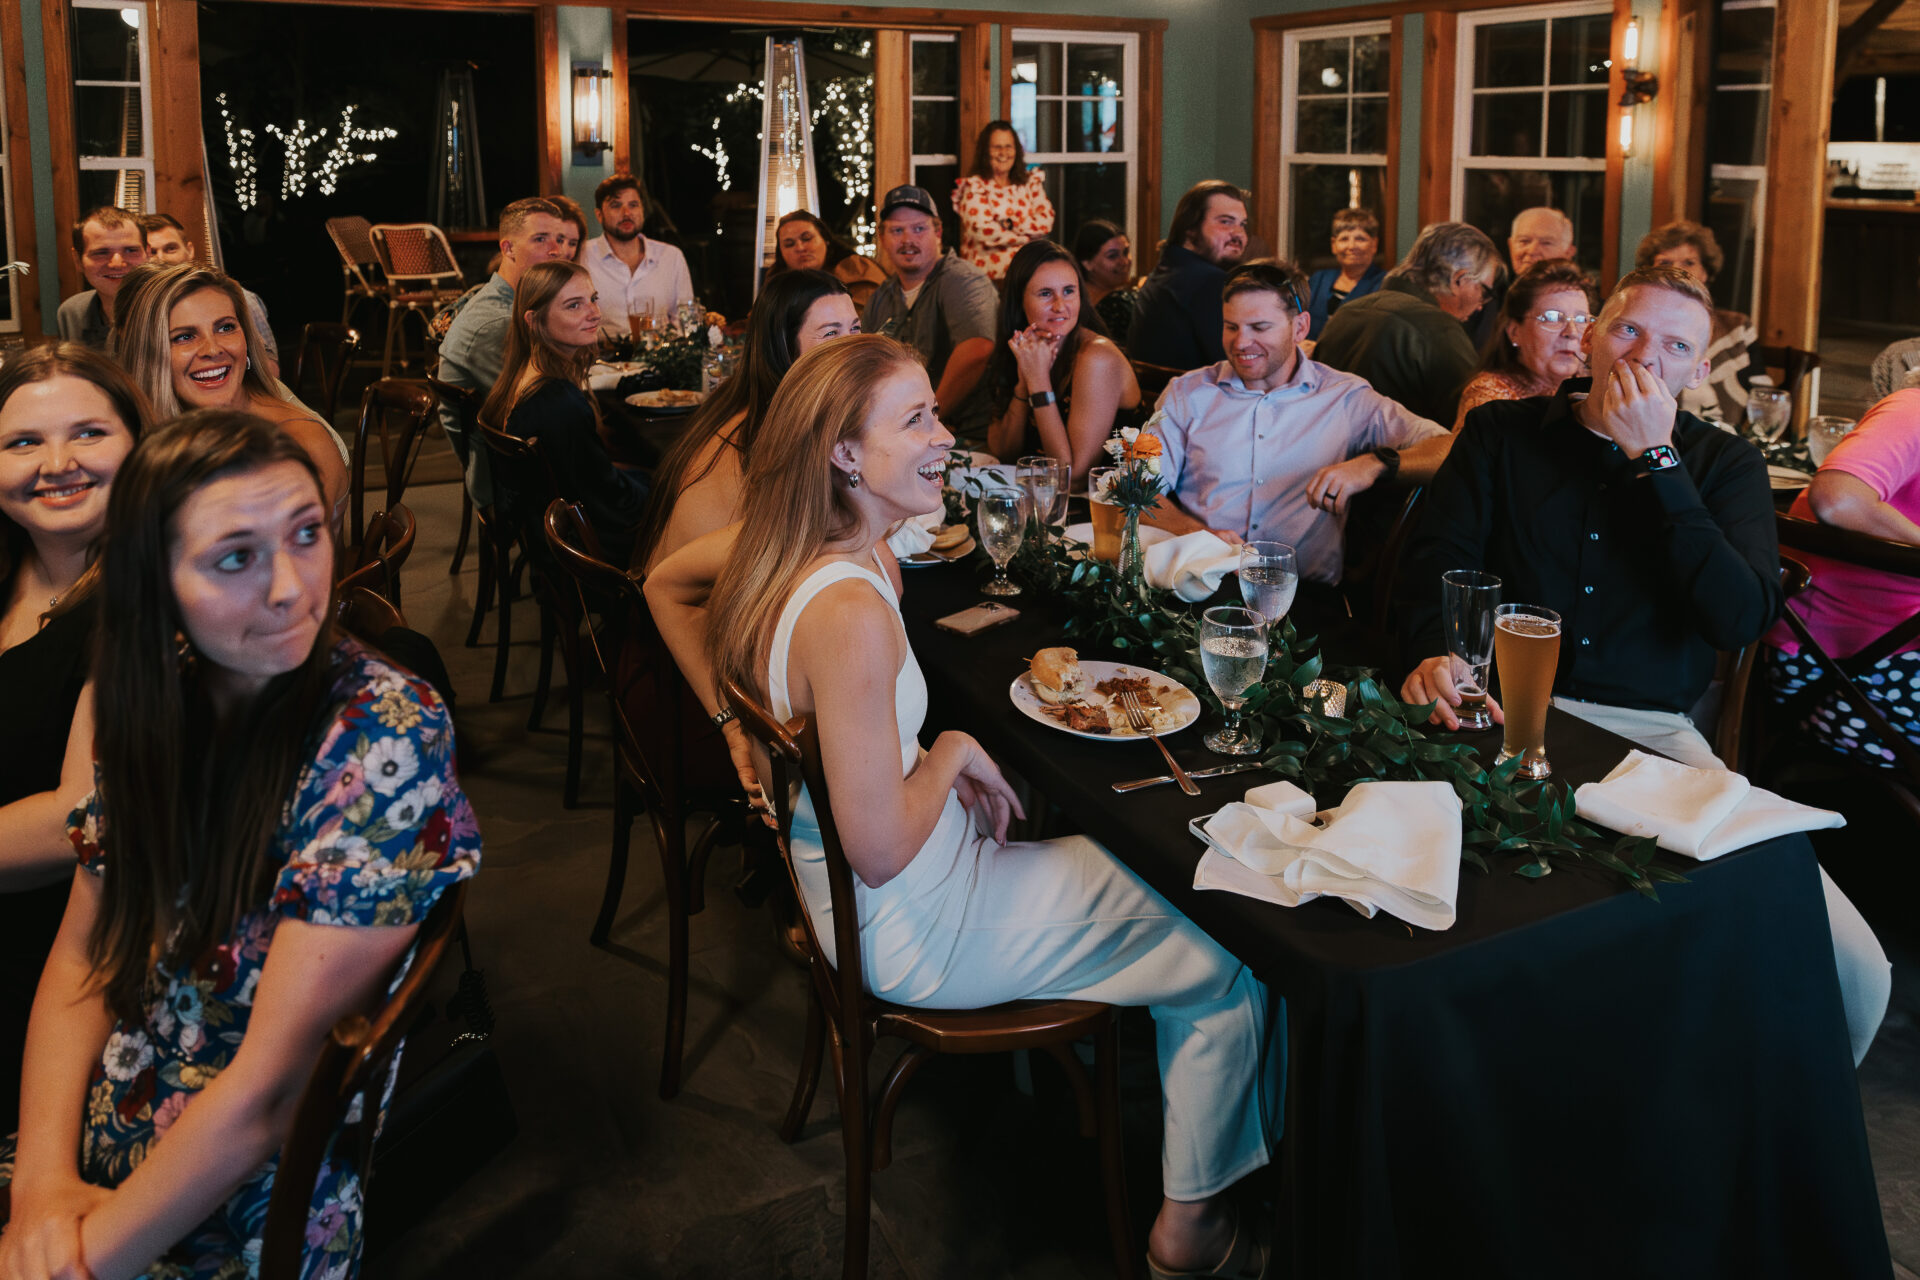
[1704,173,1760,313]
[912,100,957,157]
[912,161,961,252]
[76,85,143,158]
[1011,86,1060,153]
[1287,163,1387,269]
[1048,161,1130,242]
[1066,42,1125,95]
[1546,88,1607,158]
[1471,93,1542,156]
[1474,21,1546,89]
[72,7,141,83]
[1352,98,1389,155]
[1011,41,1061,95]
[1352,33,1390,94]
[1716,8,1775,87]
[1709,88,1770,167]
[1067,94,1122,153]
[1297,36,1350,93]
[1296,100,1349,153]
[78,167,145,214]
[911,38,957,97]
[1547,14,1611,86]
[1463,168,1604,267]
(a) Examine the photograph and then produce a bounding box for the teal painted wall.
[558,5,616,213]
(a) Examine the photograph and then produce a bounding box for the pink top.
[1768,388,1920,659]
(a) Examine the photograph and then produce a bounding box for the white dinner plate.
[898,537,976,567]
[1767,465,1812,489]
[1060,522,1176,552]
[1009,659,1201,741]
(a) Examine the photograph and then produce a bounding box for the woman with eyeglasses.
[1453,260,1600,431]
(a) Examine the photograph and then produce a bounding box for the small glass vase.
[1112,508,1145,604]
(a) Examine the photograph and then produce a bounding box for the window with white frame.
[1454,1,1611,267]
[0,19,18,331]
[1703,0,1772,317]
[1008,29,1137,248]
[1278,21,1391,271]
[910,33,962,252]
[72,0,155,215]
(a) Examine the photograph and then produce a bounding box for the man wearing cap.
[864,184,1000,446]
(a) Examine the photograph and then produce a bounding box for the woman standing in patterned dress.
[0,411,479,1280]
[953,121,1055,281]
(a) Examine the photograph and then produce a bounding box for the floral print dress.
[0,641,481,1280]
[954,172,1055,279]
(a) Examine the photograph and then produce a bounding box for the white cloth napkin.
[1193,780,1463,931]
[887,509,943,558]
[587,363,627,391]
[1143,531,1238,603]
[1574,750,1845,860]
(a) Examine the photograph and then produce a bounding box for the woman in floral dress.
[953,121,1054,281]
[0,410,479,1280]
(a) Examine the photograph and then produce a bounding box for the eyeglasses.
[1532,310,1595,330]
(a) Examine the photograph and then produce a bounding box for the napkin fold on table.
[587,363,630,391]
[1193,780,1463,931]
[1573,749,1845,860]
[887,509,944,559]
[1143,531,1240,603]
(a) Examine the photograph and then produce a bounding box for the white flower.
[1119,426,1140,444]
[1141,409,1168,435]
[385,778,443,830]
[707,324,723,347]
[361,737,420,797]
[1144,457,1161,476]
[1103,436,1125,461]
[102,1030,153,1082]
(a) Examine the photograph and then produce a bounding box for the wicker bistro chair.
[368,223,466,376]
[289,322,360,430]
[720,676,1138,1280]
[258,882,469,1280]
[544,500,755,1095]
[1870,337,1920,400]
[425,375,479,577]
[325,216,385,330]
[345,381,437,588]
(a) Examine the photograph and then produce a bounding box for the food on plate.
[1029,648,1088,705]
[1038,702,1111,733]
[931,524,971,553]
[1094,674,1157,705]
[627,388,705,408]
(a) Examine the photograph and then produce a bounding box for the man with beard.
[1129,181,1251,372]
[584,175,694,338]
[57,207,148,351]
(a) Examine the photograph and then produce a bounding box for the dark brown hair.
[478,260,600,432]
[1330,208,1379,239]
[71,206,143,256]
[1477,259,1600,382]
[89,410,335,1020]
[768,210,859,275]
[1634,220,1725,280]
[594,172,646,212]
[1164,181,1250,255]
[1221,258,1309,316]
[968,120,1028,184]
[986,240,1110,417]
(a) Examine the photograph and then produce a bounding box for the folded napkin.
[1574,750,1845,860]
[1193,780,1463,931]
[887,509,944,558]
[1144,531,1239,603]
[587,363,628,391]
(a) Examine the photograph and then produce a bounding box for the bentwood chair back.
[289,322,360,429]
[368,223,466,375]
[719,677,1138,1280]
[335,505,416,605]
[347,379,437,563]
[1751,344,1821,408]
[334,585,405,644]
[425,375,480,576]
[472,422,576,731]
[1714,560,1810,774]
[325,215,384,328]
[1129,357,1184,401]
[544,500,740,1096]
[259,881,468,1280]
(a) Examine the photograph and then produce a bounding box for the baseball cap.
[879,184,939,221]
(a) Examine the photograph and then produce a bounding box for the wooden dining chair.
[1712,560,1810,774]
[424,375,479,577]
[720,676,1138,1280]
[258,882,468,1280]
[472,421,571,717]
[335,505,416,604]
[1751,344,1821,405]
[1129,358,1185,401]
[334,584,406,644]
[346,380,436,572]
[289,322,360,429]
[545,502,750,1097]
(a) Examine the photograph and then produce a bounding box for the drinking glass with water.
[1238,541,1299,627]
[1746,385,1792,444]
[1441,570,1501,731]
[1017,456,1068,546]
[977,487,1027,597]
[1200,606,1268,756]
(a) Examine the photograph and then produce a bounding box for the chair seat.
[390,290,459,306]
[874,997,1113,1053]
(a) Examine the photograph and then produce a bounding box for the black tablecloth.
[896,559,1889,1279]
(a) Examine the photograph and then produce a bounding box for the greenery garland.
[1003,530,1685,899]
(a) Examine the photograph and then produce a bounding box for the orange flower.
[1125,434,1164,462]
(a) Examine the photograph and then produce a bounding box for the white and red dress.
[954,172,1055,280]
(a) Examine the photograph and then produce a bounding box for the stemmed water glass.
[1238,542,1299,627]
[977,486,1027,597]
[1746,385,1792,443]
[1017,456,1068,546]
[1200,606,1268,755]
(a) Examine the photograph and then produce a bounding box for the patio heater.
[430,67,489,231]
[752,35,820,296]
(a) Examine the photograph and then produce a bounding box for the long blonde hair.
[118,265,278,420]
[707,334,923,706]
[478,259,599,430]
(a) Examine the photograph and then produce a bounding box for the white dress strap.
[767,559,900,723]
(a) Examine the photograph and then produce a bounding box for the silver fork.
[1116,690,1200,796]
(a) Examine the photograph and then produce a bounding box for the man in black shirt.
[1398,265,1888,1065]
[1129,181,1250,372]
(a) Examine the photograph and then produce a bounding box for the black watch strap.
[1371,446,1401,481]
[1636,444,1681,476]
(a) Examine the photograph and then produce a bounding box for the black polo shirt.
[1397,380,1782,714]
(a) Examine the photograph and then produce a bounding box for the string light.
[216,93,258,211]
[218,94,394,209]
[812,50,875,256]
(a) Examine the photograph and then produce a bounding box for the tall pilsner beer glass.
[1493,603,1562,779]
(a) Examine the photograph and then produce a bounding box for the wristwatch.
[1371,446,1401,482]
[710,707,737,728]
[1635,444,1681,476]
[1028,390,1057,410]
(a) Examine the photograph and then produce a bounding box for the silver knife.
[1112,762,1268,793]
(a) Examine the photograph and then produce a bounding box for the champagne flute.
[1238,541,1299,626]
[977,487,1026,597]
[1017,456,1066,547]
[1201,606,1268,756]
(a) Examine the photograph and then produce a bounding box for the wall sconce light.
[572,64,613,158]
[1616,16,1657,159]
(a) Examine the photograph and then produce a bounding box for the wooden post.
[1251,27,1282,257]
[611,11,630,179]
[537,8,564,197]
[2,0,43,335]
[872,30,910,209]
[1758,0,1838,352]
[151,0,205,258]
[1416,11,1456,232]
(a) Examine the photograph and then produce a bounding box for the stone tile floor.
[361,472,1920,1279]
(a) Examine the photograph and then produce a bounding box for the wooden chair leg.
[1041,1040,1099,1138]
[381,306,400,378]
[871,1044,934,1172]
[1095,1019,1140,1280]
[465,513,495,648]
[838,1038,872,1280]
[563,627,585,810]
[782,988,826,1142]
[489,549,514,703]
[450,486,473,575]
[590,774,634,947]
[530,604,556,731]
[653,804,690,1101]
